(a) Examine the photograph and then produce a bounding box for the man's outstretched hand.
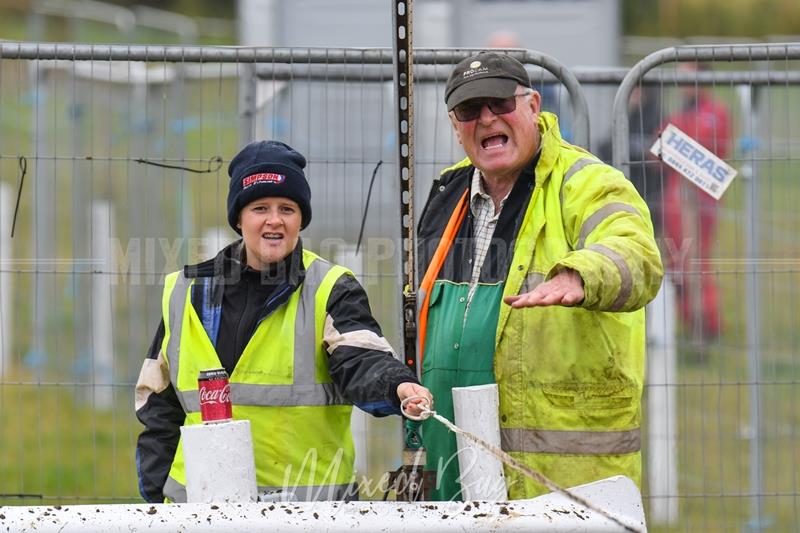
[503,268,584,308]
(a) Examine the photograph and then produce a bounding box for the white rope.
[400,396,642,533]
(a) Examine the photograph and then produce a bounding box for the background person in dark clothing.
[599,84,664,234]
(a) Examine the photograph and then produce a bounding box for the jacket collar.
[533,111,563,189]
[184,238,306,287]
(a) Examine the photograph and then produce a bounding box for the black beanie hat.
[227,140,312,233]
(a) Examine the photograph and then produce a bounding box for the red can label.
[198,368,232,423]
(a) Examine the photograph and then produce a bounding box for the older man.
[417,52,663,500]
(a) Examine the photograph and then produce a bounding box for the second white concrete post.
[452,383,508,501]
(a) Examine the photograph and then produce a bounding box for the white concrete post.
[0,183,12,377]
[452,383,508,501]
[181,420,258,503]
[91,201,115,410]
[646,278,678,524]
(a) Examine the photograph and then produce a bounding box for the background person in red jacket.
[662,62,732,338]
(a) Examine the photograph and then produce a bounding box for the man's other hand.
[397,383,433,418]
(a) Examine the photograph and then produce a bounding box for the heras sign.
[650,123,737,200]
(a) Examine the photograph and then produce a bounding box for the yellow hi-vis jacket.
[418,112,663,499]
[497,113,663,497]
[160,249,356,502]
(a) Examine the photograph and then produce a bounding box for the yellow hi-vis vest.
[160,249,357,502]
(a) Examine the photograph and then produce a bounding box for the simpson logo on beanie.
[227,140,312,233]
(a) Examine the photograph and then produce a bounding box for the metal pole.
[391,0,427,502]
[91,201,114,410]
[70,74,92,393]
[0,183,12,377]
[392,0,417,378]
[737,83,764,532]
[645,279,678,524]
[238,62,257,145]
[30,62,55,377]
[7,41,800,64]
[0,43,592,148]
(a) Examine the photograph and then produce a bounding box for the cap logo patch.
[242,172,285,187]
[461,64,489,80]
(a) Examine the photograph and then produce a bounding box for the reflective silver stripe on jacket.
[166,274,192,413]
[163,476,358,503]
[576,203,641,250]
[586,243,633,311]
[559,157,604,206]
[163,475,186,503]
[166,258,346,411]
[501,427,640,455]
[181,382,344,411]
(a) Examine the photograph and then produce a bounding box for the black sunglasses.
[452,91,532,122]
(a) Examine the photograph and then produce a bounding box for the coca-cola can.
[198,368,232,423]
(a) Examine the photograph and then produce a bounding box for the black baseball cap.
[444,52,531,111]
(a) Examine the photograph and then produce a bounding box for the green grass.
[644,347,800,532]
[626,0,800,38]
[0,380,140,505]
[0,377,406,505]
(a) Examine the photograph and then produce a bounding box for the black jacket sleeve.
[324,274,419,416]
[135,319,186,503]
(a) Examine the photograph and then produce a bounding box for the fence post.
[645,279,678,524]
[91,201,115,410]
[0,183,12,378]
[737,82,765,531]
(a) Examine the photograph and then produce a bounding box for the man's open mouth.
[481,134,508,149]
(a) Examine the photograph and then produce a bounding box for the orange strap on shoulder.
[417,189,469,366]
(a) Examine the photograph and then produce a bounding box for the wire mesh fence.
[612,43,800,532]
[0,40,797,532]
[0,43,581,505]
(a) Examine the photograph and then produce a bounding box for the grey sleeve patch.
[135,351,170,411]
[323,314,396,355]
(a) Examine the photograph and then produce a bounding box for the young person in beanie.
[135,140,432,503]
[417,51,663,500]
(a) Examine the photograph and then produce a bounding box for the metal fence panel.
[611,43,800,532]
[0,42,587,505]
